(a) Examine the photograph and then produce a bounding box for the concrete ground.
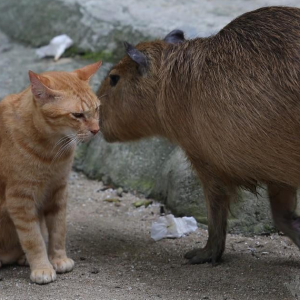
[0,172,299,300]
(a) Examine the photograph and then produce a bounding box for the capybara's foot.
[30,266,56,284]
[184,245,223,265]
[50,257,74,274]
[279,214,300,248]
[268,184,300,247]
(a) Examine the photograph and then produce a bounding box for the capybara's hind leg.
[185,183,231,265]
[268,183,300,247]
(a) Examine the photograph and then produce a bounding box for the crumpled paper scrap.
[151,214,198,241]
[35,34,73,61]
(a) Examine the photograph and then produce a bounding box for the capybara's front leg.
[185,182,230,265]
[268,183,300,247]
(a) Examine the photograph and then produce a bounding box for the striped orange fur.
[0,61,102,284]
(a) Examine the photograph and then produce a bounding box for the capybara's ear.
[164,29,185,44]
[124,42,148,75]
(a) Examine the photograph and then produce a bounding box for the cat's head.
[28,61,102,142]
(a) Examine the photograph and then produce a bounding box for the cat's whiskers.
[77,133,92,142]
[51,134,76,154]
[77,134,89,138]
[51,132,86,165]
[51,136,77,164]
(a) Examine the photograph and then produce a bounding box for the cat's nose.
[90,129,99,135]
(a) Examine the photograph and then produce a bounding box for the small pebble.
[97,186,112,192]
[90,268,99,274]
[116,188,123,197]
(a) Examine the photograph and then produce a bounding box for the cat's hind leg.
[17,254,29,266]
[0,246,24,266]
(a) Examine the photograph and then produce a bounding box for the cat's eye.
[72,113,85,119]
[109,74,120,87]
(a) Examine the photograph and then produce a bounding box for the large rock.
[2,0,300,234]
[75,135,175,196]
[154,148,274,234]
[75,140,275,234]
[73,133,275,234]
[0,31,111,100]
[1,0,300,56]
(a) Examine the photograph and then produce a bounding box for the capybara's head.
[97,30,185,142]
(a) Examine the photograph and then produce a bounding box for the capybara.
[98,6,300,264]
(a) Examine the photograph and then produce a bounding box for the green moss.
[263,224,275,233]
[167,202,207,225]
[125,179,155,195]
[63,46,116,63]
[63,46,85,57]
[81,50,114,63]
[195,216,208,225]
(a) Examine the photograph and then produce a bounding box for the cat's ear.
[28,71,58,101]
[74,61,102,81]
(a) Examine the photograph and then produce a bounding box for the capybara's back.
[98,6,300,264]
[158,6,300,190]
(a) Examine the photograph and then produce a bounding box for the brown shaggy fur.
[98,6,300,264]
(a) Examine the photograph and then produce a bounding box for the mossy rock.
[74,135,175,197]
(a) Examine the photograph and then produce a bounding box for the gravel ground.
[1,2,300,298]
[0,171,299,300]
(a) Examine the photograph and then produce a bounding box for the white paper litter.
[151,214,198,241]
[35,34,73,61]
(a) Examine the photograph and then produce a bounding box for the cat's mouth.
[77,133,94,143]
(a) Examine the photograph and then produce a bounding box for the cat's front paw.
[51,257,74,274]
[30,267,56,284]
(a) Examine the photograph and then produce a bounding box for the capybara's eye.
[109,74,120,87]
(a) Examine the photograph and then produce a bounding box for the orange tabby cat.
[0,61,102,284]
